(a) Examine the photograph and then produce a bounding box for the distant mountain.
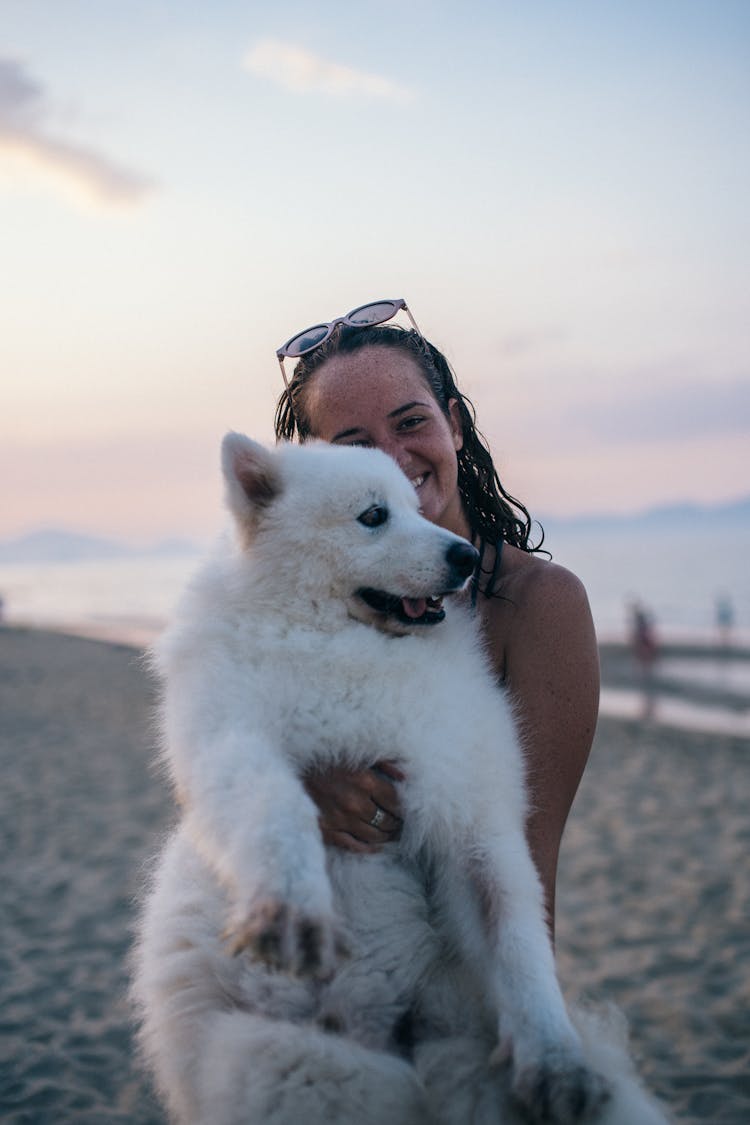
[540,496,750,536]
[0,528,202,564]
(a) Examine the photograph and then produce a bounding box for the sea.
[1,524,748,735]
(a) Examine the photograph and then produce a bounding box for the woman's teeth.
[411,474,426,489]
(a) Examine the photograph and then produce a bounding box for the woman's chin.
[421,494,469,539]
[416,493,439,524]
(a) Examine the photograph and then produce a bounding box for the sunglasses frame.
[276,299,422,389]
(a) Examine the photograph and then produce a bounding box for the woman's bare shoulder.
[490,545,591,627]
[479,545,596,682]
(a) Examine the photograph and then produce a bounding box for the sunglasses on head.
[276,299,422,389]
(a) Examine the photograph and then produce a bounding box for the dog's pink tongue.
[401,597,427,619]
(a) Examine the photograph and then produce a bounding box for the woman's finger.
[374,759,406,782]
[363,770,403,821]
[320,827,378,854]
[361,800,400,836]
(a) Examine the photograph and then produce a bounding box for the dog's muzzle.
[356,539,479,628]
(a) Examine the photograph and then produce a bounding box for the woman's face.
[302,345,469,538]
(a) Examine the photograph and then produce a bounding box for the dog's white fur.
[132,435,668,1125]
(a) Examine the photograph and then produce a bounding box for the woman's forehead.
[315,345,426,387]
[304,347,435,427]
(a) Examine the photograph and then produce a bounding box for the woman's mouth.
[410,473,427,491]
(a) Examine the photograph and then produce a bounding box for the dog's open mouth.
[357,588,446,626]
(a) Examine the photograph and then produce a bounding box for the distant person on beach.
[715,592,735,648]
[628,600,658,674]
[627,600,659,719]
[274,298,600,932]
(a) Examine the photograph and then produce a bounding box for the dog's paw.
[223,899,348,980]
[510,1054,610,1124]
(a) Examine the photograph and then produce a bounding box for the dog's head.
[221,432,478,635]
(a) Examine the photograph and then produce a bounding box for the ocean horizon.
[4,519,747,643]
[1,522,748,739]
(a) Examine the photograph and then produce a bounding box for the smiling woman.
[275,317,539,557]
[273,306,601,933]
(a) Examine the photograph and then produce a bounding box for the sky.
[2,0,748,543]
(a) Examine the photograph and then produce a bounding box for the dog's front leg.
[180,726,345,980]
[461,839,610,1124]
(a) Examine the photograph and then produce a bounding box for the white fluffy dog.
[132,434,668,1125]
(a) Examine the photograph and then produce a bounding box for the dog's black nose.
[446,540,480,580]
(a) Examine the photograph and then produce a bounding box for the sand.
[1,627,748,1123]
[1,629,169,1123]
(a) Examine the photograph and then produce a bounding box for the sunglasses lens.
[284,325,330,356]
[347,301,398,327]
[279,300,410,364]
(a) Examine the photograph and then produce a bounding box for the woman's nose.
[375,434,410,472]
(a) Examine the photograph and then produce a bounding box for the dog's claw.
[223,899,345,980]
[511,1057,610,1124]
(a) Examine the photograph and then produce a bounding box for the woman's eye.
[357,505,389,528]
[398,415,425,431]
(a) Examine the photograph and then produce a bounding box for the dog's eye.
[357,505,389,528]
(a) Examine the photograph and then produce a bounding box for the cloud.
[244,40,414,101]
[0,57,155,208]
[496,326,569,359]
[0,53,41,121]
[479,366,750,470]
[570,375,750,445]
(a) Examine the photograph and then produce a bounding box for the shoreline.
[7,615,750,654]
[5,620,748,738]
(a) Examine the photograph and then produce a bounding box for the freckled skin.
[302,346,600,937]
[303,348,468,538]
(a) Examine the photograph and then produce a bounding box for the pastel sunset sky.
[2,0,748,543]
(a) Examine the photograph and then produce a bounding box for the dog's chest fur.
[160,581,519,855]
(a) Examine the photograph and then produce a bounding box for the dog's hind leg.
[139,953,433,1125]
[183,1011,433,1125]
[139,966,432,1125]
[415,1034,521,1125]
[133,833,431,1125]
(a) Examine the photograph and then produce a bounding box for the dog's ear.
[221,432,282,526]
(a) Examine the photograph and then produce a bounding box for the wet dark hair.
[274,325,546,593]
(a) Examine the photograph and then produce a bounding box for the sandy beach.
[1,627,748,1123]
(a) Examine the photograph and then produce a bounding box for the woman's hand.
[303,761,404,853]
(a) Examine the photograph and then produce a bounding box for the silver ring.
[369,806,387,830]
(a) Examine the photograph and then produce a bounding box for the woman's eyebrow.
[332,425,365,442]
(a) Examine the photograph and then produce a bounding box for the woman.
[275,300,600,936]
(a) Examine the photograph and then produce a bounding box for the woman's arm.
[491,561,600,938]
